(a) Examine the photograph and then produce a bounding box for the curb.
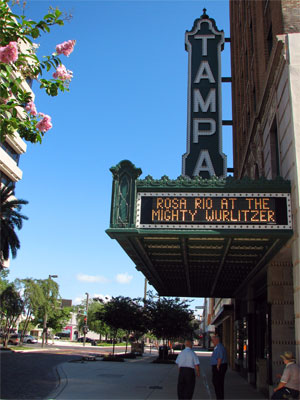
[46,362,69,400]
[10,347,60,353]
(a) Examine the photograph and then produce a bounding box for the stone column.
[267,258,295,395]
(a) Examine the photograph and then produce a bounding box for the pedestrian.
[176,339,200,400]
[271,351,300,399]
[210,334,228,399]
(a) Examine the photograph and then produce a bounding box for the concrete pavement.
[48,349,267,400]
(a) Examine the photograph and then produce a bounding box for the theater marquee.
[136,192,292,230]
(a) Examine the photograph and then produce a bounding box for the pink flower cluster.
[0,42,18,64]
[25,101,37,116]
[36,113,52,133]
[25,103,52,133]
[53,64,73,81]
[55,40,76,57]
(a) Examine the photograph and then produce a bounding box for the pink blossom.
[0,42,18,64]
[36,113,52,133]
[55,40,76,57]
[25,101,37,116]
[53,64,73,81]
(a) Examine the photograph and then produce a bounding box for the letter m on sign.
[182,12,227,179]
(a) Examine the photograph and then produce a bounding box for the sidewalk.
[48,350,267,400]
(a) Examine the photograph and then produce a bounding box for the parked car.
[77,337,96,345]
[23,335,37,344]
[8,334,20,345]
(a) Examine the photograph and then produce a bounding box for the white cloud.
[73,296,84,305]
[115,272,133,284]
[76,273,108,283]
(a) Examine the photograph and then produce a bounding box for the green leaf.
[49,83,58,96]
[43,13,55,20]
[55,9,62,18]
[31,28,40,39]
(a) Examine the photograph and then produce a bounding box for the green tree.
[47,306,72,333]
[33,277,59,347]
[0,0,75,143]
[14,278,44,342]
[146,294,194,353]
[0,269,10,295]
[83,300,110,341]
[102,296,149,354]
[0,284,24,347]
[0,184,28,270]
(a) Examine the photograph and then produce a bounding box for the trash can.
[158,345,168,359]
[91,340,96,346]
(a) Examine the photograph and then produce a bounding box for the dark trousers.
[212,364,228,399]
[177,367,196,400]
[271,387,300,399]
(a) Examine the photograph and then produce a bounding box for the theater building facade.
[107,2,299,397]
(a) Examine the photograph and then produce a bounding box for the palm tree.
[0,184,28,269]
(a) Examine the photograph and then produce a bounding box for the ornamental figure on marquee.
[182,9,227,179]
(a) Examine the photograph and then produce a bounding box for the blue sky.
[8,0,232,311]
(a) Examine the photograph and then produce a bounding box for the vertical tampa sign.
[182,11,227,179]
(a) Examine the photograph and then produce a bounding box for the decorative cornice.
[187,11,223,40]
[137,175,291,192]
[110,160,142,180]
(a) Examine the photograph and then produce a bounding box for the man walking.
[176,339,200,400]
[210,335,228,399]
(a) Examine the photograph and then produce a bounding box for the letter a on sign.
[182,10,227,179]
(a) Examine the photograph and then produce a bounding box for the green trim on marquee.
[106,161,293,298]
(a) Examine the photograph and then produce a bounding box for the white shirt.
[281,362,300,391]
[176,347,200,369]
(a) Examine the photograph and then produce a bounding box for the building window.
[25,77,33,88]
[270,118,280,178]
[250,20,254,55]
[263,0,270,15]
[0,172,14,188]
[267,25,273,58]
[253,86,256,113]
[0,141,20,164]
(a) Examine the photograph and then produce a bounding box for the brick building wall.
[229,0,300,179]
[229,0,300,393]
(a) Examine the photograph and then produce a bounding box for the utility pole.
[83,292,89,346]
[42,274,58,348]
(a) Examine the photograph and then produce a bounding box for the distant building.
[61,299,72,308]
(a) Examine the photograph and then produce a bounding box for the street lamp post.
[42,274,58,348]
[83,292,89,346]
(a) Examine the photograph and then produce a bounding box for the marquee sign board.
[182,12,227,179]
[136,192,292,230]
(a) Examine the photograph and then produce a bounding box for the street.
[0,346,267,400]
[0,343,128,399]
[0,350,78,399]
